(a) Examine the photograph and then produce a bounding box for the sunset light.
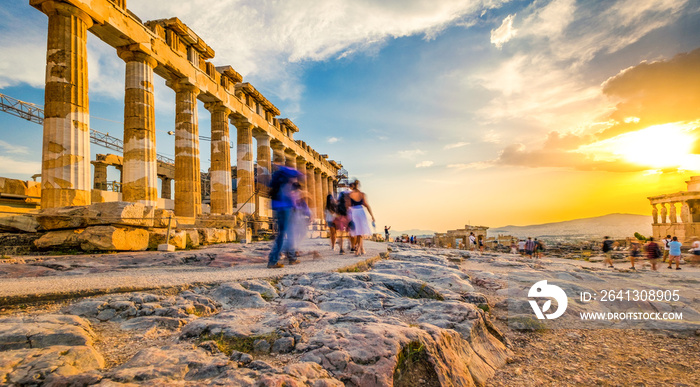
[579,122,699,170]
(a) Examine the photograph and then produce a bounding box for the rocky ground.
[1,242,698,386]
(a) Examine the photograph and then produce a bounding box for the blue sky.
[1,0,700,231]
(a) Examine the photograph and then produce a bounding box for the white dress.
[349,201,372,237]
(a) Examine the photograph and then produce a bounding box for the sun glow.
[579,122,700,170]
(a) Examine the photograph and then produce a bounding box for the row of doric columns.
[37,0,339,226]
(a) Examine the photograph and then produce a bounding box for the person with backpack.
[267,165,303,268]
[662,235,672,263]
[601,236,617,268]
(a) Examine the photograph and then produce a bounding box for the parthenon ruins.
[28,0,342,231]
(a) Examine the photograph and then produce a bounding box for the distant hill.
[488,213,652,240]
[389,229,437,237]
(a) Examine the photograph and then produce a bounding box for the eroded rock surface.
[0,247,511,386]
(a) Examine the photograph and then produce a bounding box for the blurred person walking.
[668,236,682,270]
[334,188,351,254]
[267,166,302,268]
[325,194,338,250]
[601,236,618,268]
[629,237,641,270]
[347,179,375,256]
[289,182,311,261]
[385,225,391,242]
[645,237,661,271]
[525,237,535,259]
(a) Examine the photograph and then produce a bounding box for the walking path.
[0,239,386,305]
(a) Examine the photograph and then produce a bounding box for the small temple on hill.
[648,176,700,243]
[433,225,489,249]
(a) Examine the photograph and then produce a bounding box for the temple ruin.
[648,176,700,243]
[432,225,489,249]
[0,0,346,251]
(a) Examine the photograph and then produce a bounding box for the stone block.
[0,177,29,196]
[182,229,200,248]
[227,228,236,242]
[36,202,155,230]
[34,229,85,250]
[79,226,149,251]
[149,229,186,250]
[0,214,40,233]
[154,208,177,228]
[198,228,228,244]
[158,244,176,252]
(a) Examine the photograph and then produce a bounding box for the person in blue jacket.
[267,165,303,268]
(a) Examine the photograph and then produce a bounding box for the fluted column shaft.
[321,173,328,226]
[161,177,172,199]
[234,121,255,214]
[254,132,272,186]
[285,150,296,168]
[174,83,201,217]
[271,141,285,172]
[206,103,233,215]
[40,2,93,208]
[119,49,158,206]
[314,168,323,223]
[93,163,107,190]
[305,164,316,221]
[327,177,334,200]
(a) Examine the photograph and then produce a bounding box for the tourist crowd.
[266,165,376,268]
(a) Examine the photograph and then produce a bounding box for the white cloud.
[327,137,340,143]
[126,0,508,113]
[416,160,434,168]
[448,161,492,170]
[0,140,29,154]
[444,141,469,149]
[0,156,41,175]
[398,149,426,159]
[490,14,517,49]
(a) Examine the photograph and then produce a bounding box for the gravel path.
[0,239,386,305]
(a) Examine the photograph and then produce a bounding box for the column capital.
[204,101,231,115]
[252,128,271,140]
[270,138,286,150]
[231,117,253,129]
[169,78,200,95]
[117,45,158,67]
[38,1,94,28]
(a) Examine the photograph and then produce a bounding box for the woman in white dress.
[347,180,375,255]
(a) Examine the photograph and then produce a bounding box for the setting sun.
[579,121,700,170]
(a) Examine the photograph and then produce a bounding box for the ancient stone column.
[93,162,107,190]
[173,82,201,218]
[314,168,323,224]
[321,172,328,226]
[40,2,93,208]
[254,131,271,186]
[326,177,334,200]
[233,120,255,214]
[285,149,296,168]
[271,140,285,171]
[652,204,658,224]
[118,49,158,207]
[205,102,233,215]
[161,177,172,199]
[295,156,307,175]
[305,163,316,223]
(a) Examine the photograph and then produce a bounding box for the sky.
[1,0,699,232]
